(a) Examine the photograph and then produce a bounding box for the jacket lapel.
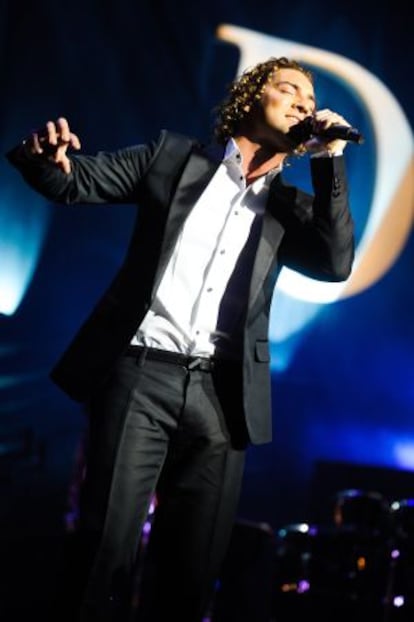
[248,208,285,312]
[153,146,222,292]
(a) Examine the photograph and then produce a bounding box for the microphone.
[288,117,364,145]
[314,124,364,144]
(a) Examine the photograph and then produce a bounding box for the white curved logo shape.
[217,24,414,303]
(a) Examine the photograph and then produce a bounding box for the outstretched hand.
[25,117,81,174]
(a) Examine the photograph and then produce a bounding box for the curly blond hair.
[213,57,314,144]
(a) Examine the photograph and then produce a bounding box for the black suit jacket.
[6,130,355,444]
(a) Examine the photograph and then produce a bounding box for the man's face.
[251,68,316,145]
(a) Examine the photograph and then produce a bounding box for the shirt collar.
[223,137,241,162]
[224,138,283,181]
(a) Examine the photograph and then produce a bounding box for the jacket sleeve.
[5,136,161,205]
[273,155,355,282]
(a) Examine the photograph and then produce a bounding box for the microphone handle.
[287,117,364,145]
[316,125,364,144]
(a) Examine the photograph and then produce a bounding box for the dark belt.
[125,345,217,372]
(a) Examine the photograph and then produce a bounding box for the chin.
[277,130,297,151]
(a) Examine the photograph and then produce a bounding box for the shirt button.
[220,249,225,254]
[207,287,213,292]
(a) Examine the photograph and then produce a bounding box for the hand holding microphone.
[288,109,364,154]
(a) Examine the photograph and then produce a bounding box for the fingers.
[54,117,81,150]
[30,131,43,155]
[28,117,81,155]
[301,109,350,155]
[22,117,81,176]
[312,108,351,131]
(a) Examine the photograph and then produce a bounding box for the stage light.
[0,191,50,316]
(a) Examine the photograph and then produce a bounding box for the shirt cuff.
[310,149,344,158]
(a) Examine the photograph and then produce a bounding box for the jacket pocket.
[255,340,270,362]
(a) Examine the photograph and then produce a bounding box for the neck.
[234,135,286,184]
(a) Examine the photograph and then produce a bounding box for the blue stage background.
[0,1,413,615]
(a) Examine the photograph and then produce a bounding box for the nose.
[293,101,312,118]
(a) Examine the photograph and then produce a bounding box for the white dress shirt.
[132,139,280,358]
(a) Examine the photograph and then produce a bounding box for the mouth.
[285,115,301,127]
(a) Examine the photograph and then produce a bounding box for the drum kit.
[272,490,414,621]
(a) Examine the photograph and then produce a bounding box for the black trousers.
[59,350,248,622]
